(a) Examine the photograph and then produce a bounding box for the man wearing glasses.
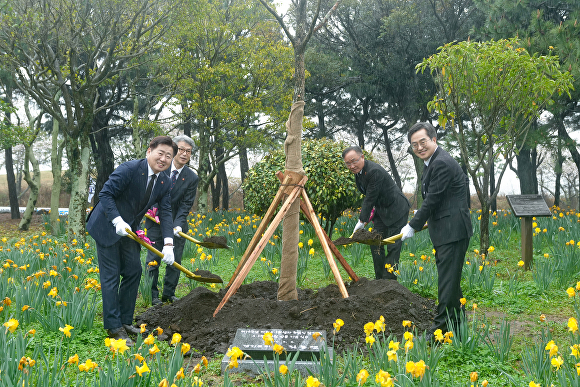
[400,122,472,341]
[87,136,177,346]
[342,145,411,280]
[146,135,199,306]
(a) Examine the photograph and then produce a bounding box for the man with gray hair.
[146,135,199,305]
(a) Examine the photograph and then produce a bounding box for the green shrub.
[242,138,368,236]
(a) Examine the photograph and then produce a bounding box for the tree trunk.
[239,146,249,183]
[220,157,229,210]
[554,137,564,207]
[65,135,91,244]
[382,127,402,189]
[461,163,471,208]
[489,161,496,213]
[5,147,20,219]
[89,117,114,206]
[516,146,538,194]
[196,121,212,214]
[50,119,64,235]
[19,144,40,231]
[557,116,580,207]
[410,147,424,210]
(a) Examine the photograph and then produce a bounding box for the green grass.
[2,207,580,386]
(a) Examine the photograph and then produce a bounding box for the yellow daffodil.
[140,323,147,333]
[571,344,580,358]
[403,331,413,341]
[357,369,369,385]
[149,344,160,355]
[193,363,202,373]
[59,324,74,338]
[67,354,79,365]
[78,359,98,372]
[460,298,467,306]
[312,332,321,340]
[3,318,19,333]
[144,334,155,345]
[387,350,397,362]
[482,380,489,387]
[402,320,412,327]
[569,317,578,333]
[134,353,145,362]
[404,339,414,352]
[48,287,58,297]
[364,322,375,336]
[136,362,150,376]
[366,335,375,346]
[551,355,564,370]
[192,376,203,387]
[545,340,558,358]
[333,318,344,333]
[388,340,400,351]
[375,370,394,387]
[279,364,289,375]
[175,367,185,380]
[201,356,208,366]
[518,260,524,267]
[263,332,274,346]
[434,329,444,342]
[540,314,546,322]
[568,287,576,297]
[406,360,426,379]
[171,333,182,345]
[470,371,478,382]
[273,343,284,355]
[159,379,169,387]
[306,376,320,387]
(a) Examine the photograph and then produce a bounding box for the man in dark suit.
[400,122,473,339]
[343,146,411,280]
[87,136,177,346]
[146,135,199,305]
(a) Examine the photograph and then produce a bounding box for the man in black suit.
[401,122,473,338]
[146,135,199,305]
[343,146,411,280]
[87,136,177,346]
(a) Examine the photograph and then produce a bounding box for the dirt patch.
[202,235,228,249]
[135,278,436,356]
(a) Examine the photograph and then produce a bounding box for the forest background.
[0,0,579,241]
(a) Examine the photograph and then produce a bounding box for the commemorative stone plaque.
[221,328,329,376]
[506,194,552,270]
[506,195,552,217]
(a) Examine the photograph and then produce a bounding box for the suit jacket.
[355,159,410,226]
[87,158,173,247]
[144,165,198,234]
[409,147,473,246]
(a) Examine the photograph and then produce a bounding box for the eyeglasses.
[177,147,192,155]
[411,138,431,150]
[345,156,362,167]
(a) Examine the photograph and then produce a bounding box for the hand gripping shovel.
[362,224,429,245]
[125,229,223,284]
[144,213,229,249]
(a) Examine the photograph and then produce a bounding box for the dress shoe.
[162,295,179,303]
[107,327,134,347]
[123,324,141,335]
[152,298,162,306]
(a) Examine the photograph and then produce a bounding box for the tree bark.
[18,144,40,231]
[381,126,402,189]
[65,134,91,244]
[239,146,249,183]
[5,147,20,219]
[50,119,64,235]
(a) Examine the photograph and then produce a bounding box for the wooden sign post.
[506,194,552,270]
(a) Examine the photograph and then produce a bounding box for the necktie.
[140,174,157,210]
[171,170,178,189]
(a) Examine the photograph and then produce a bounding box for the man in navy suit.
[400,122,473,339]
[343,146,411,280]
[87,136,177,346]
[145,135,199,305]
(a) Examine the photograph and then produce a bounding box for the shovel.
[125,229,223,284]
[144,213,229,249]
[350,224,428,246]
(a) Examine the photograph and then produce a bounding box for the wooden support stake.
[300,187,348,298]
[227,174,292,286]
[274,171,359,282]
[214,176,307,317]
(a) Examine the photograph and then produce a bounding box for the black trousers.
[96,237,142,330]
[430,237,469,334]
[145,224,186,299]
[370,213,408,280]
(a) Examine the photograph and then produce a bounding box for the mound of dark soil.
[135,278,435,356]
